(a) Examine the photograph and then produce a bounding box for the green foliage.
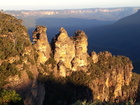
[97,53,131,67]
[67,71,91,85]
[0,89,24,105]
[26,70,34,80]
[89,63,102,79]
[0,36,31,60]
[0,12,31,60]
[13,58,23,65]
[23,63,28,70]
[71,100,93,105]
[88,53,132,80]
[0,12,34,89]
[40,63,49,73]
[130,73,140,86]
[0,37,16,59]
[23,63,35,80]
[0,62,19,87]
[0,12,27,35]
[28,58,35,65]
[45,53,56,68]
[34,51,39,62]
[122,73,140,99]
[72,99,138,105]
[27,55,35,65]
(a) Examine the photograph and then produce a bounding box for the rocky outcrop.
[32,26,51,64]
[51,27,75,77]
[88,51,133,102]
[41,27,135,102]
[51,28,89,77]
[52,27,75,69]
[90,51,98,63]
[71,30,88,71]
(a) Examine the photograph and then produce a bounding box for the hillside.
[0,12,140,105]
[0,12,44,105]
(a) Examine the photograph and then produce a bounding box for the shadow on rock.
[43,77,93,105]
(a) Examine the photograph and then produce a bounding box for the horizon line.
[2,6,140,11]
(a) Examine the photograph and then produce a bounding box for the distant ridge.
[114,9,140,25]
[4,7,140,21]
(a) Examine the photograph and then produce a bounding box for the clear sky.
[1,0,140,10]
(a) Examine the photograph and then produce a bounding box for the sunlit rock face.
[89,51,133,102]
[51,28,89,77]
[71,30,89,71]
[32,26,51,64]
[52,27,75,69]
[51,27,75,77]
[90,51,98,63]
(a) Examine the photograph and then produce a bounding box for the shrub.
[26,70,34,80]
[34,52,39,62]
[0,62,19,87]
[0,89,23,105]
[45,53,56,69]
[67,71,91,85]
[71,100,93,105]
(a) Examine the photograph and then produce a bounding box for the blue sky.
[1,0,140,10]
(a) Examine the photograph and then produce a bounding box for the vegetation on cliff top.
[0,12,31,60]
[0,12,35,105]
[0,12,34,87]
[0,12,27,35]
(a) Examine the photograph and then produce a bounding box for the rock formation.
[52,27,75,77]
[90,51,98,63]
[51,28,89,77]
[0,12,139,105]
[32,27,137,103]
[89,51,133,102]
[71,30,88,71]
[32,26,51,64]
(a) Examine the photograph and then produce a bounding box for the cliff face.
[0,12,45,105]
[88,51,133,101]
[36,27,135,103]
[0,12,139,105]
